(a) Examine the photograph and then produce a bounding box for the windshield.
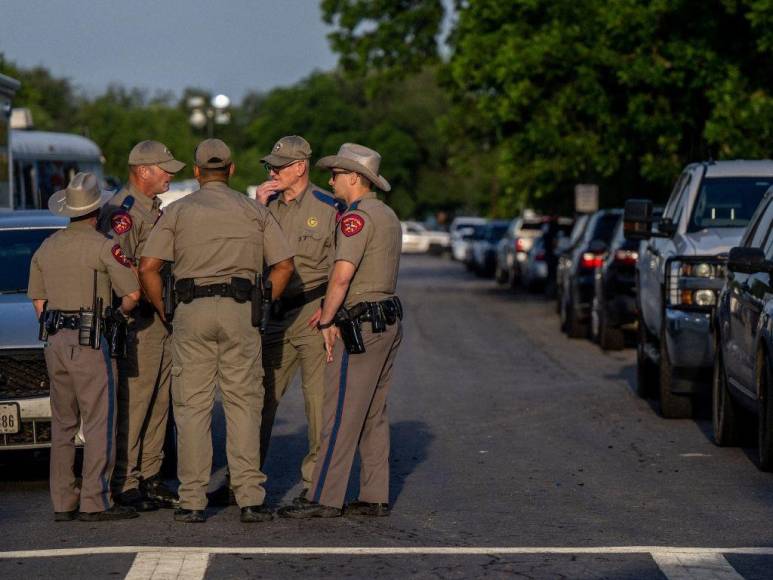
[588,213,621,244]
[687,177,772,233]
[486,224,509,242]
[0,229,59,293]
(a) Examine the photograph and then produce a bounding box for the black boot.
[114,488,158,512]
[278,501,341,519]
[344,500,391,517]
[140,475,179,509]
[240,505,274,523]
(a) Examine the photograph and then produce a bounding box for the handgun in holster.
[260,277,273,334]
[334,307,366,354]
[38,306,61,342]
[103,306,128,359]
[161,262,176,322]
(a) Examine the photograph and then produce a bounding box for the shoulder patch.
[111,244,133,268]
[111,210,133,235]
[340,213,365,237]
[313,190,347,214]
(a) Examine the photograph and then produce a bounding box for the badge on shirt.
[340,213,364,237]
[307,216,318,228]
[111,244,133,267]
[111,210,133,235]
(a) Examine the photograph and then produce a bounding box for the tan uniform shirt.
[27,220,139,309]
[98,183,161,263]
[266,183,339,297]
[141,180,293,283]
[335,192,402,307]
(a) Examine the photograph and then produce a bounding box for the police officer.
[139,139,294,523]
[99,140,185,511]
[279,143,403,519]
[254,135,344,502]
[28,172,142,521]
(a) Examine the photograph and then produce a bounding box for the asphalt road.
[2,254,773,579]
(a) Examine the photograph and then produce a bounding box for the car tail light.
[580,252,604,269]
[613,250,638,265]
[515,238,525,253]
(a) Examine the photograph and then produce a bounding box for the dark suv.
[714,188,773,469]
[558,209,623,338]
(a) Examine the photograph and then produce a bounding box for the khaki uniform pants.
[113,308,172,493]
[310,321,402,509]
[45,329,117,513]
[261,300,325,489]
[171,297,265,510]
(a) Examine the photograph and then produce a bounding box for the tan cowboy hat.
[316,143,391,192]
[47,172,113,218]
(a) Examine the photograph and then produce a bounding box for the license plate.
[0,403,20,434]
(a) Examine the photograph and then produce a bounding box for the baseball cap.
[195,139,232,169]
[260,135,312,166]
[128,140,185,173]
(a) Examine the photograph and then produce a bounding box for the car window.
[663,171,690,220]
[588,213,621,244]
[569,215,589,245]
[0,228,59,293]
[487,224,509,241]
[745,197,773,248]
[687,177,772,233]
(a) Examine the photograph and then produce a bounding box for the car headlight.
[666,258,726,308]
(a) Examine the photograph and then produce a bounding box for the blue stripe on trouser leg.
[100,339,116,511]
[312,350,349,503]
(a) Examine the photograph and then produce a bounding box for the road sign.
[575,184,599,214]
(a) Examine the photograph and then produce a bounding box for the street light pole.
[187,94,231,138]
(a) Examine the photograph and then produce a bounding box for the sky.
[0,0,341,103]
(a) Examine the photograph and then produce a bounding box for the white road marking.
[0,546,768,580]
[652,551,745,580]
[125,551,210,580]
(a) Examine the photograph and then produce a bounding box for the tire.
[635,317,657,398]
[758,357,773,471]
[659,330,693,419]
[598,304,624,351]
[508,264,520,291]
[495,263,508,285]
[564,286,588,339]
[712,345,740,446]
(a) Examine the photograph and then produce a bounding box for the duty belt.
[348,296,403,330]
[175,277,253,304]
[193,283,235,299]
[275,283,328,317]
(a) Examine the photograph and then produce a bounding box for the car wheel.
[659,329,693,419]
[635,316,656,398]
[565,286,588,339]
[495,263,508,285]
[758,356,773,471]
[598,303,624,351]
[712,344,741,447]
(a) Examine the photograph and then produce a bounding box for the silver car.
[0,211,68,449]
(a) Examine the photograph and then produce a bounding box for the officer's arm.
[32,299,46,319]
[121,291,141,314]
[318,260,356,325]
[267,257,294,299]
[138,256,166,321]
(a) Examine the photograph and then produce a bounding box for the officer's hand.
[255,181,279,205]
[321,326,339,363]
[307,307,322,330]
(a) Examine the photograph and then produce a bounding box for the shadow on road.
[388,420,434,506]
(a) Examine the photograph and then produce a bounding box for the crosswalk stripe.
[651,552,745,580]
[125,551,210,580]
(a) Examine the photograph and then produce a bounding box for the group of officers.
[27,135,404,523]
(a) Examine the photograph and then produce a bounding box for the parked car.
[494,213,544,287]
[0,210,68,450]
[522,218,575,293]
[555,214,591,310]
[401,221,430,253]
[559,209,623,338]
[625,160,773,418]
[450,216,487,262]
[590,218,640,350]
[462,223,488,270]
[713,188,773,469]
[470,220,510,277]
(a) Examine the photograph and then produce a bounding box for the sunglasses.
[264,160,302,174]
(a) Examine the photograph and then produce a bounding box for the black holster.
[38,309,62,341]
[175,278,195,303]
[334,307,366,354]
[103,307,128,359]
[162,263,176,321]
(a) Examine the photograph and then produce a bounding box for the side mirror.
[727,246,770,274]
[623,199,654,240]
[657,217,677,236]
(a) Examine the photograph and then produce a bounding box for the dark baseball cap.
[195,139,232,169]
[260,135,311,166]
[128,140,185,173]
